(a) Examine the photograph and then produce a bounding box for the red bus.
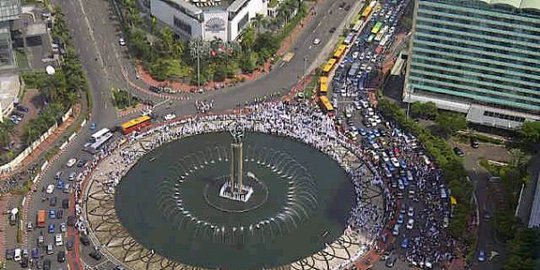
[37,210,46,228]
[121,115,152,135]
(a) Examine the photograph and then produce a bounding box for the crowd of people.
[195,99,214,114]
[72,100,390,269]
[66,97,455,269]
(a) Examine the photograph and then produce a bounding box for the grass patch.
[15,49,29,70]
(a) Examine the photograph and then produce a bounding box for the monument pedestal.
[219,182,254,202]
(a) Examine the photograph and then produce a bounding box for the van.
[14,248,21,261]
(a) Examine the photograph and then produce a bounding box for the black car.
[43,259,51,270]
[57,209,64,219]
[453,147,464,156]
[49,197,57,207]
[66,239,74,251]
[21,257,29,267]
[67,215,77,226]
[16,105,29,112]
[89,250,103,261]
[471,138,480,148]
[62,198,69,209]
[5,248,14,260]
[385,256,397,267]
[77,159,88,167]
[80,234,90,246]
[329,27,336,33]
[57,250,66,262]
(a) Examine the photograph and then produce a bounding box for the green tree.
[0,121,15,148]
[240,27,256,51]
[518,121,540,146]
[410,101,438,120]
[252,13,265,33]
[433,111,467,137]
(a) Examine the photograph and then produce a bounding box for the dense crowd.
[68,98,454,269]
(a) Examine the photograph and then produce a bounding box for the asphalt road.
[17,0,365,269]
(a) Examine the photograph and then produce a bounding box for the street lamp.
[303,56,308,78]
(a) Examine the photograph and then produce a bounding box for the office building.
[150,0,268,42]
[404,0,540,129]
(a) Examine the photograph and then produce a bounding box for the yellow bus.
[362,5,373,18]
[319,76,328,95]
[319,96,334,112]
[121,115,152,134]
[322,58,337,74]
[333,44,347,59]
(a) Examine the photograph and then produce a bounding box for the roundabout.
[83,102,385,270]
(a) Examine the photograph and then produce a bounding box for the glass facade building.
[0,0,21,21]
[404,0,540,128]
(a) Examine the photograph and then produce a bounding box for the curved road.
[23,0,365,269]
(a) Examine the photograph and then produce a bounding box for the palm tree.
[252,13,265,33]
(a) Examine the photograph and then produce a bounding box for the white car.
[392,224,400,236]
[313,38,321,45]
[119,37,126,46]
[406,219,414,230]
[66,158,77,168]
[391,157,400,168]
[55,234,63,246]
[60,223,67,233]
[164,114,176,121]
[407,206,414,217]
[352,51,359,59]
[46,184,55,194]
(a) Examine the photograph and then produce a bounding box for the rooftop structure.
[151,0,267,41]
[404,0,540,129]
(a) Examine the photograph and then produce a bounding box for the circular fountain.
[114,131,355,270]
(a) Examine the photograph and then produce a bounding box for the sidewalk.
[0,104,81,179]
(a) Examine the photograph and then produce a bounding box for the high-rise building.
[404,0,540,129]
[0,0,20,68]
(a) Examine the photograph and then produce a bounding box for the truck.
[37,210,46,228]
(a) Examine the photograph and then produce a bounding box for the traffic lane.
[26,131,93,270]
[52,0,117,125]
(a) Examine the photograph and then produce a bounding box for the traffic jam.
[318,0,456,269]
[4,115,154,269]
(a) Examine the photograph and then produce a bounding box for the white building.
[150,0,268,42]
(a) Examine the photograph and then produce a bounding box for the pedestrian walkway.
[116,104,153,118]
[0,104,81,179]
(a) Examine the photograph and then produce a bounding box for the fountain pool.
[114,132,354,270]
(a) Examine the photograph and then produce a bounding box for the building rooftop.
[479,0,540,10]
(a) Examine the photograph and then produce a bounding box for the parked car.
[80,234,90,246]
[62,198,69,209]
[453,147,464,156]
[471,138,480,148]
[43,259,51,270]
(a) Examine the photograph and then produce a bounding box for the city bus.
[322,58,337,74]
[375,31,385,42]
[379,35,391,47]
[319,76,328,96]
[367,34,376,43]
[318,96,334,113]
[121,115,152,135]
[89,132,114,151]
[333,44,348,58]
[343,33,355,45]
[37,210,46,228]
[371,22,383,34]
[90,128,110,143]
[352,19,364,32]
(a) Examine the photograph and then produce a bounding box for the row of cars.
[10,105,29,125]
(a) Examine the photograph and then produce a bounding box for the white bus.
[90,128,110,143]
[90,132,113,152]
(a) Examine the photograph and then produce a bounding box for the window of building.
[173,16,192,35]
